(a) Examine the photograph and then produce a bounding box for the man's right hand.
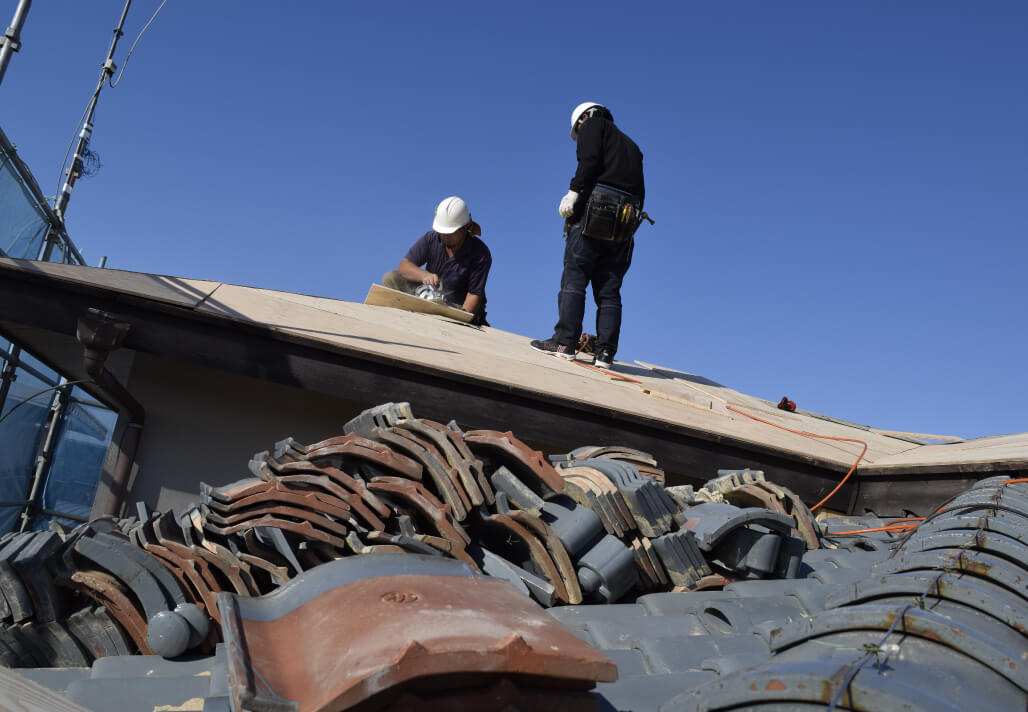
[421,273,439,287]
[559,190,579,218]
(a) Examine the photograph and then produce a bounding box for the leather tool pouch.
[581,185,642,241]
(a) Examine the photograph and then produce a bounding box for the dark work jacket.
[569,117,645,208]
[405,231,491,318]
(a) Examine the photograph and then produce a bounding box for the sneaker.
[594,348,614,369]
[530,338,575,361]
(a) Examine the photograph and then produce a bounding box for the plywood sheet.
[0,258,220,308]
[363,283,474,323]
[138,281,916,469]
[7,258,1025,476]
[871,432,1028,469]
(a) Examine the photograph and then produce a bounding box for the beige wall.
[101,351,370,517]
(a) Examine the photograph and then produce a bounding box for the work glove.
[558,190,579,218]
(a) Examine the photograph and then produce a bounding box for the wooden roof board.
[363,283,475,322]
[193,283,913,468]
[2,259,1024,475]
[869,432,1028,470]
[0,258,219,308]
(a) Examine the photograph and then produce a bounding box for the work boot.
[530,338,575,361]
[594,347,614,369]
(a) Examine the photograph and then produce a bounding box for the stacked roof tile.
[2,403,1026,711]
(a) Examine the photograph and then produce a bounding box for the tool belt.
[580,184,644,242]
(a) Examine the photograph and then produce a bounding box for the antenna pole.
[0,0,32,87]
[51,0,132,232]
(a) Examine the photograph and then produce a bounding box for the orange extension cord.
[570,338,644,383]
[574,360,643,383]
[568,337,1026,535]
[724,405,867,513]
[828,479,1028,535]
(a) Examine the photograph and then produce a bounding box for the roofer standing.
[531,103,646,369]
[383,196,492,325]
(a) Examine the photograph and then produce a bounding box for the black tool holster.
[580,184,643,241]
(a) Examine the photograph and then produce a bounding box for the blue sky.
[3,1,1025,439]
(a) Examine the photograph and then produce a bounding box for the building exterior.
[0,127,116,535]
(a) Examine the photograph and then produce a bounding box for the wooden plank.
[363,283,474,323]
[0,258,220,309]
[868,427,964,443]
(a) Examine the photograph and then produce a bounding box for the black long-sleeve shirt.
[569,117,645,206]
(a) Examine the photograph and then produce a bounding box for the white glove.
[558,190,579,218]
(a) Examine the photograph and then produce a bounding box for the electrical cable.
[834,479,1027,538]
[54,95,97,202]
[830,515,926,535]
[0,380,91,428]
[828,524,920,536]
[108,0,170,88]
[53,0,170,199]
[568,334,643,383]
[724,404,867,512]
[574,360,643,384]
[885,516,926,525]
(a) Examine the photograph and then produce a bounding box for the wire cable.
[54,95,97,202]
[54,0,170,199]
[109,0,170,88]
[724,405,868,512]
[828,524,919,536]
[574,360,643,383]
[0,381,91,428]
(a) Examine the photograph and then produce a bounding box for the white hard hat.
[570,102,604,140]
[432,196,471,234]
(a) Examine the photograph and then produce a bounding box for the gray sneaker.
[530,338,575,361]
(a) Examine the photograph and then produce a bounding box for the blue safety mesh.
[0,147,49,259]
[35,395,117,529]
[0,368,55,534]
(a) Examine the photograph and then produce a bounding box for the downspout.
[76,308,144,516]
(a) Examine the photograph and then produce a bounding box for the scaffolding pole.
[0,0,31,88]
[51,0,132,231]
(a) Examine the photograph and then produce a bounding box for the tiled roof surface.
[0,402,1025,711]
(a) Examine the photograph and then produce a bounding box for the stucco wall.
[104,351,370,516]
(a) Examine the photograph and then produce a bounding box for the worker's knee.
[383,270,414,293]
[593,279,623,306]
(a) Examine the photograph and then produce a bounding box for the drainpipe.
[76,308,144,516]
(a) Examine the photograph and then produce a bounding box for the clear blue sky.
[3,2,1025,439]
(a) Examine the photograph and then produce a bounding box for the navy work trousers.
[552,220,634,355]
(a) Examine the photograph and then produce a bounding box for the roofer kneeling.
[383,196,492,326]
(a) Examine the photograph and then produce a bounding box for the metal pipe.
[76,308,144,517]
[53,0,132,223]
[0,343,20,416]
[17,383,68,532]
[0,126,86,265]
[0,0,31,87]
[0,343,67,392]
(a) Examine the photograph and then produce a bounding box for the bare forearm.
[462,293,482,314]
[398,258,435,284]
